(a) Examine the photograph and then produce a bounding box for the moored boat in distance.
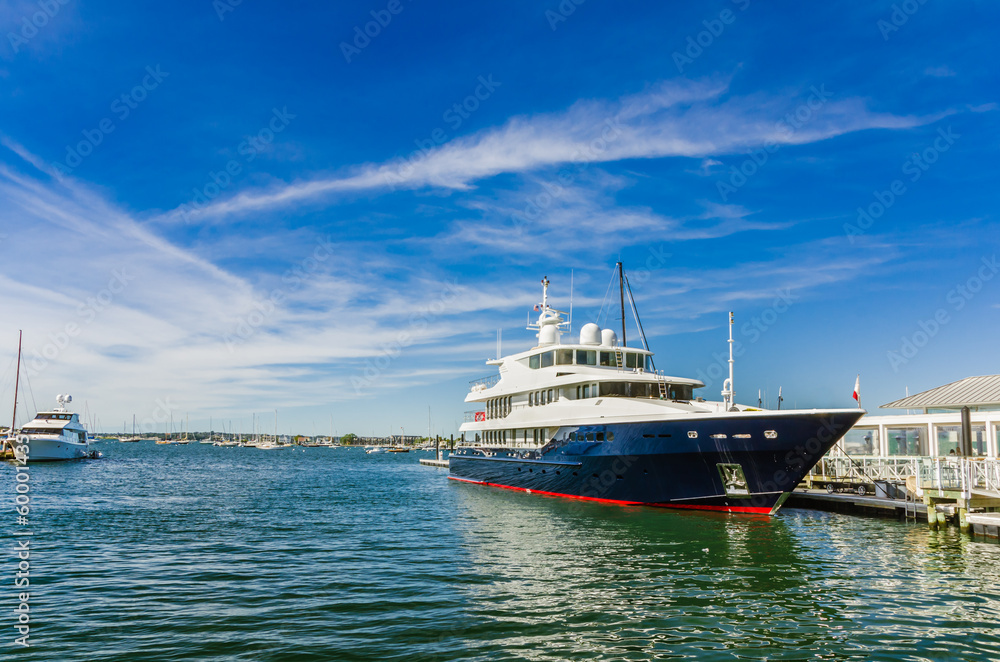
[15,395,98,462]
[453,267,864,515]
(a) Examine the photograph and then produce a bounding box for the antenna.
[569,269,574,332]
[778,386,783,410]
[721,312,734,410]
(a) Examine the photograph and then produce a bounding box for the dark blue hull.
[450,410,864,514]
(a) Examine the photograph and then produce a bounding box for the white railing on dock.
[811,456,922,483]
[811,456,1000,497]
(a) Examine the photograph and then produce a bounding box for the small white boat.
[15,395,93,462]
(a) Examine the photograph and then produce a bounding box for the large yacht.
[14,395,92,462]
[453,269,864,515]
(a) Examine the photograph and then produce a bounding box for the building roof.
[880,375,1000,410]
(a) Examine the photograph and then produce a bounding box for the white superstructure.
[459,276,755,448]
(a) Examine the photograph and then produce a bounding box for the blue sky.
[1,0,998,437]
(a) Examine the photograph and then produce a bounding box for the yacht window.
[556,349,573,365]
[582,384,590,398]
[608,431,615,441]
[529,392,533,406]
[576,386,581,399]
[645,355,653,371]
[569,432,577,441]
[599,351,617,367]
[529,354,540,369]
[625,353,638,369]
[596,432,605,441]
[548,389,553,403]
[576,350,597,366]
[541,351,555,368]
[586,432,594,441]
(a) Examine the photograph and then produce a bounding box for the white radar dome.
[538,325,560,346]
[601,329,618,347]
[579,323,601,346]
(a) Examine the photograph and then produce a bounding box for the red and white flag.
[852,375,860,403]
[474,411,485,422]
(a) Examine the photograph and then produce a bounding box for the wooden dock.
[419,458,449,468]
[787,488,926,519]
[968,513,1000,539]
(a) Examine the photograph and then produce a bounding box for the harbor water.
[5,443,1000,661]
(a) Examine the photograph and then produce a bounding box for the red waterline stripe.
[447,476,773,514]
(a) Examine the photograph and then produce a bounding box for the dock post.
[936,507,948,528]
[926,501,938,529]
[958,507,970,533]
[435,435,440,461]
[451,433,456,450]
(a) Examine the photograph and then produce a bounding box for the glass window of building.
[937,424,989,456]
[842,428,878,456]
[557,349,573,365]
[887,427,926,456]
[541,351,554,368]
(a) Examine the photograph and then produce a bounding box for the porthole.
[764,430,777,439]
[688,431,698,439]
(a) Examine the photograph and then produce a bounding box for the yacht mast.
[10,330,22,435]
[617,262,626,347]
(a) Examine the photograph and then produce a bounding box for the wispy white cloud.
[163,79,940,223]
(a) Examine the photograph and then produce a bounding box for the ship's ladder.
[656,373,668,399]
[614,347,624,372]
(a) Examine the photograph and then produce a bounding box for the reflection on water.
[451,484,1000,661]
[3,444,1000,661]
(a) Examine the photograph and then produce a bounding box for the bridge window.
[529,354,540,369]
[625,353,638,369]
[557,349,573,365]
[599,351,617,367]
[541,351,554,368]
[576,350,596,366]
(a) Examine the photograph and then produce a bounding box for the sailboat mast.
[10,330,22,435]
[617,262,626,347]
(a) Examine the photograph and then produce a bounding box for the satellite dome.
[580,323,601,346]
[601,329,618,347]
